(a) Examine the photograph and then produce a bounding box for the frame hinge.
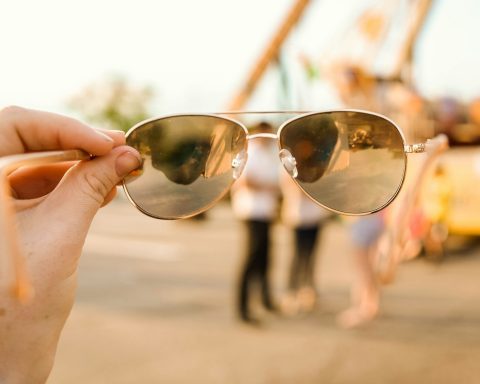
[404,143,425,153]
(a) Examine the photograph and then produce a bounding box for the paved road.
[48,196,480,384]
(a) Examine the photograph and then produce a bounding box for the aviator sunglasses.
[122,109,426,219]
[0,109,427,300]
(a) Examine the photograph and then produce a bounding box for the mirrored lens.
[123,115,247,219]
[279,111,406,214]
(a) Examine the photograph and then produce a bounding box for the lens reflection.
[279,111,406,214]
[124,115,247,219]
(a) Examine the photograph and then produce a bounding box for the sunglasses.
[122,109,425,219]
[0,109,426,300]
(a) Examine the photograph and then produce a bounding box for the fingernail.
[102,129,125,139]
[116,151,142,177]
[95,129,114,142]
[110,130,126,137]
[104,129,126,145]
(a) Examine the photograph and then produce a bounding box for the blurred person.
[231,122,280,324]
[0,106,141,383]
[274,114,338,316]
[280,171,331,315]
[337,212,386,328]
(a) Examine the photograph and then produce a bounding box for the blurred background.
[2,0,480,383]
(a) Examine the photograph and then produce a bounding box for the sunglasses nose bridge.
[279,148,298,179]
[246,132,278,140]
[232,149,248,180]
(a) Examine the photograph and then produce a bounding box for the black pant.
[237,220,274,319]
[289,225,321,291]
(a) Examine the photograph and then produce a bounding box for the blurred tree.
[69,75,153,132]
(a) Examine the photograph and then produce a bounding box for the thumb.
[44,146,142,233]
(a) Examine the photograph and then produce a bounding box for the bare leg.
[337,245,379,328]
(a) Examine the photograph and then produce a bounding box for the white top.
[231,140,280,220]
[280,170,331,228]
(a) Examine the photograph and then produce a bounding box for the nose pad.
[279,149,298,178]
[232,149,248,180]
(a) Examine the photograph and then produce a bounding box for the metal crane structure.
[227,0,312,111]
[228,0,433,116]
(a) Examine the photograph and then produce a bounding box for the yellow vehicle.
[437,145,480,235]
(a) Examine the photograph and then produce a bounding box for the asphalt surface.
[48,196,480,384]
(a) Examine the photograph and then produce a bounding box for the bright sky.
[0,0,479,116]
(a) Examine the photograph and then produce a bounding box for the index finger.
[0,106,126,157]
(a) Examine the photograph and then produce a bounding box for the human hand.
[0,106,142,383]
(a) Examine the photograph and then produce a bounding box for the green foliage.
[69,75,154,132]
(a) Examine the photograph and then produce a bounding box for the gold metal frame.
[123,109,419,218]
